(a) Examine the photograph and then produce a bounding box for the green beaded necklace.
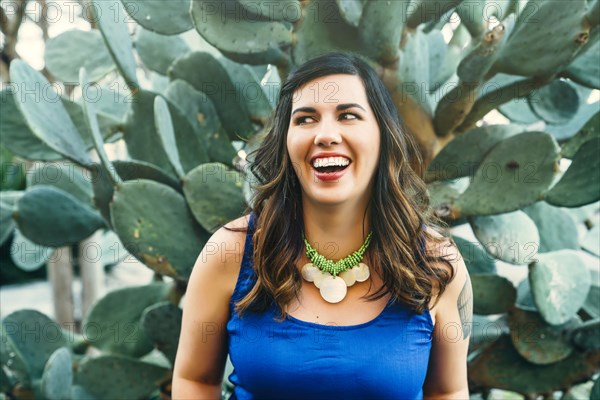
[303,232,373,277]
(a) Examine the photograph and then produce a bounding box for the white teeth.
[312,156,350,168]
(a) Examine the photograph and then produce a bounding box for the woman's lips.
[310,164,349,182]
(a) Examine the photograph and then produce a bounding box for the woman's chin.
[303,188,353,206]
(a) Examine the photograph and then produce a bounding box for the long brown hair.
[230,52,455,321]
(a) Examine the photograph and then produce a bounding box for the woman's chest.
[284,278,392,326]
[285,259,395,326]
[226,301,434,400]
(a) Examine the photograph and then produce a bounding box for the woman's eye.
[294,113,358,125]
[340,112,358,120]
[295,116,314,125]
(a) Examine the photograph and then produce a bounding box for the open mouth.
[313,164,350,174]
[310,156,352,175]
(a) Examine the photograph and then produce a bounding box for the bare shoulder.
[424,227,470,312]
[189,214,251,299]
[424,226,463,276]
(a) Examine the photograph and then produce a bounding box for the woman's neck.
[300,201,372,262]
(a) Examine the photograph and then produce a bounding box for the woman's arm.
[423,235,472,400]
[172,218,248,399]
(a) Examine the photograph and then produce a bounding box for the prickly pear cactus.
[1,0,599,398]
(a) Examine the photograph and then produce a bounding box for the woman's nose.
[313,118,342,147]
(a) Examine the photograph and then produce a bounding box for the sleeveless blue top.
[226,212,434,400]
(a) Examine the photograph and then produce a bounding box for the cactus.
[8,61,94,167]
[508,307,580,365]
[26,161,94,208]
[9,228,54,271]
[453,131,561,216]
[425,124,524,182]
[1,0,599,398]
[469,335,600,395]
[545,137,600,207]
[76,354,170,399]
[560,111,600,158]
[45,30,114,83]
[110,179,210,279]
[0,192,17,246]
[41,348,73,400]
[141,302,183,366]
[134,28,191,76]
[471,274,516,315]
[523,201,580,253]
[451,235,497,274]
[122,0,193,36]
[82,283,172,357]
[154,96,187,179]
[492,0,591,77]
[529,80,580,125]
[1,310,69,381]
[529,250,591,325]
[15,185,105,247]
[469,211,540,265]
[168,51,256,140]
[183,163,247,233]
[90,0,139,90]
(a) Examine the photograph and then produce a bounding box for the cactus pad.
[110,179,210,279]
[41,347,72,400]
[545,138,600,207]
[122,0,193,35]
[82,283,171,357]
[508,307,578,364]
[452,235,497,275]
[76,355,170,399]
[529,250,591,325]
[190,0,292,57]
[183,163,247,233]
[472,274,516,315]
[91,0,139,89]
[455,132,560,215]
[45,29,114,83]
[468,335,600,397]
[134,28,190,75]
[1,310,68,379]
[15,185,105,247]
[528,80,580,125]
[523,201,580,253]
[426,124,523,182]
[141,302,182,366]
[9,60,93,167]
[469,211,540,265]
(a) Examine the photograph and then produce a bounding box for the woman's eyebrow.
[291,103,366,116]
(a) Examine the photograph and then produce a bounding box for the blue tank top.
[226,212,434,400]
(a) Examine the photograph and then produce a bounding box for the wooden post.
[47,246,74,327]
[79,230,105,319]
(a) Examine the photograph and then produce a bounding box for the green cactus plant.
[1,0,599,398]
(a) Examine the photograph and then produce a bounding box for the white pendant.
[353,262,370,282]
[301,263,320,282]
[319,275,348,303]
[339,269,356,286]
[313,271,329,289]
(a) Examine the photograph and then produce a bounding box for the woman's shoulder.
[423,226,470,311]
[190,214,252,300]
[211,213,252,268]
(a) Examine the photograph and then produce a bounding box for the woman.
[173,52,472,400]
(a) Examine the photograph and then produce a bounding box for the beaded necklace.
[301,232,373,303]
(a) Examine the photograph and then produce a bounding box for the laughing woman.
[172,52,472,400]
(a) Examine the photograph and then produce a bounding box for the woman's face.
[286,74,381,207]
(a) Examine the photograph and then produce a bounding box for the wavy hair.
[230,52,455,321]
